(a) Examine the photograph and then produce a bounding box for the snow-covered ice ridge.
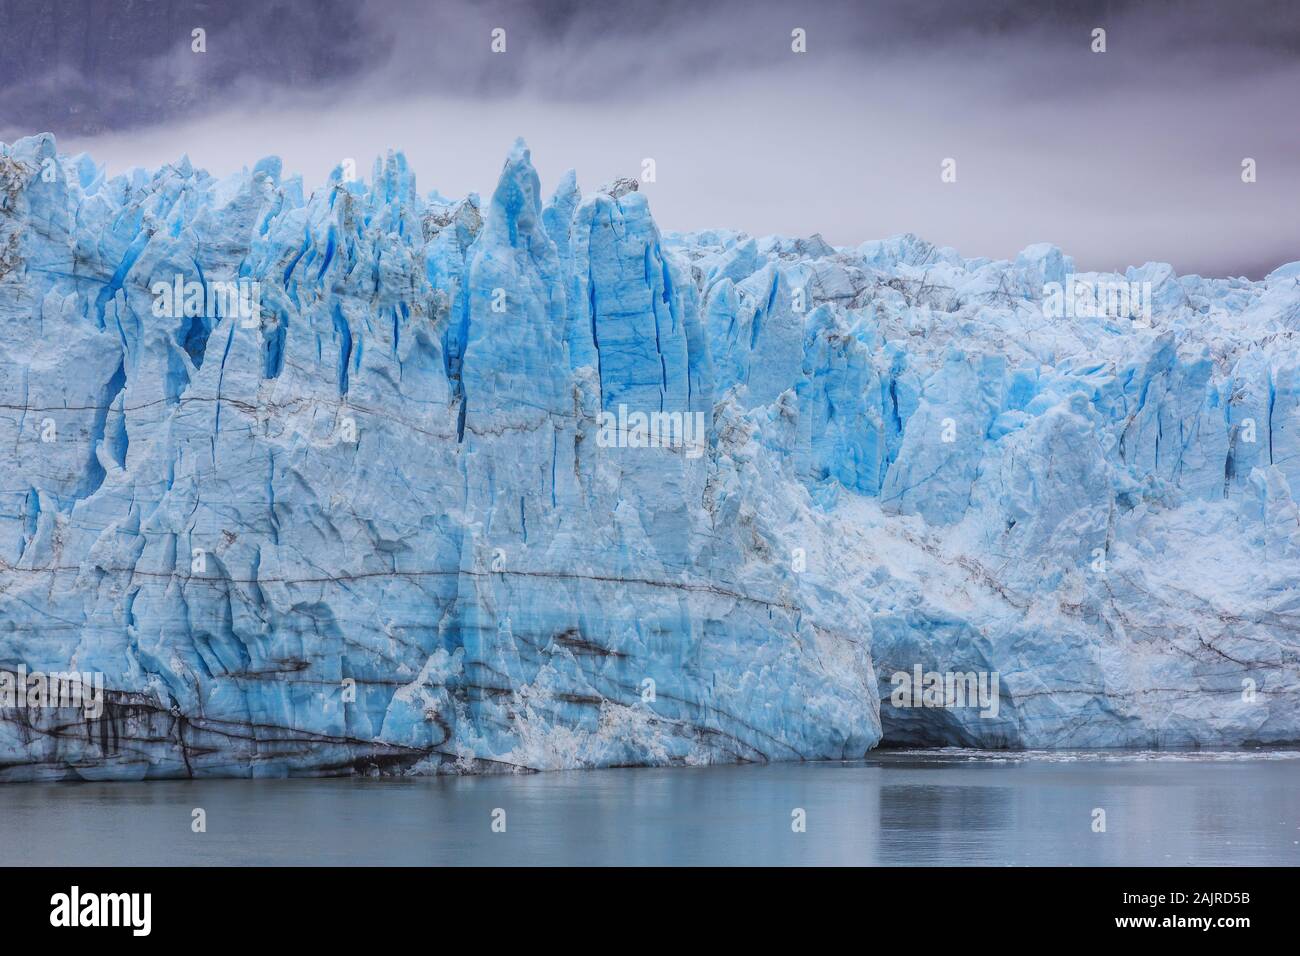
[1,133,1297,781]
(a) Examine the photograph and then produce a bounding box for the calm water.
[2,751,1298,866]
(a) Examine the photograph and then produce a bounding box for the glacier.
[0,132,1298,781]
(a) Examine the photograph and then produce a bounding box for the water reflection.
[0,753,1296,866]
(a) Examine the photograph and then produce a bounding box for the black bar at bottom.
[2,866,1282,940]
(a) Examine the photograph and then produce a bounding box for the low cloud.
[3,0,1296,277]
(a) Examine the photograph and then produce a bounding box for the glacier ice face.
[0,133,1297,780]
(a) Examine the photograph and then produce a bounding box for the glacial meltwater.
[2,751,1298,866]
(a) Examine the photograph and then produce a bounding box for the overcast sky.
[1,0,1296,277]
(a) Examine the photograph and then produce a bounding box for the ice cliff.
[1,133,1297,781]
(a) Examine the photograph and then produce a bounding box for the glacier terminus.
[1,133,1298,781]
